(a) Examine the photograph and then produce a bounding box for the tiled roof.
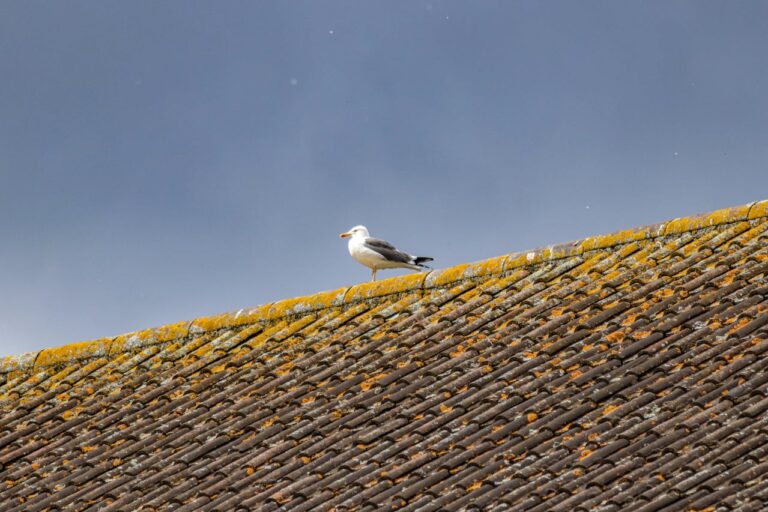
[2,201,768,511]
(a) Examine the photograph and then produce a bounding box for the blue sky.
[2,1,767,356]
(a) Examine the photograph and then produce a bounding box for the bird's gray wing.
[364,237,412,264]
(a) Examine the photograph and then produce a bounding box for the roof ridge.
[2,199,766,375]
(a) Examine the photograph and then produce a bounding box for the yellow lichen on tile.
[470,255,507,278]
[748,200,768,219]
[35,338,113,369]
[190,303,273,335]
[663,205,752,236]
[109,320,191,357]
[577,225,661,253]
[0,351,39,375]
[344,272,427,304]
[424,263,471,289]
[267,287,347,318]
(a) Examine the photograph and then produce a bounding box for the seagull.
[339,225,433,281]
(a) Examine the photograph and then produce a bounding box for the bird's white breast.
[348,236,387,269]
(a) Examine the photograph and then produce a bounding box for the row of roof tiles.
[0,201,767,510]
[2,200,767,376]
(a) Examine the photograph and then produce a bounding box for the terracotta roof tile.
[2,200,768,510]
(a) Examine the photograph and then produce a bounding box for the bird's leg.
[371,268,377,281]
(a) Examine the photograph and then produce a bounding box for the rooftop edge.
[2,199,766,375]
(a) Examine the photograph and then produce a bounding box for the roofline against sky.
[2,199,766,376]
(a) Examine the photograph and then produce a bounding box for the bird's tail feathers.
[413,256,434,269]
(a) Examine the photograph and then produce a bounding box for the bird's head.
[339,225,369,238]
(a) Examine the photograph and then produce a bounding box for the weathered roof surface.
[2,201,768,511]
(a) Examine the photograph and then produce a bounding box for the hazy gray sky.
[2,1,767,356]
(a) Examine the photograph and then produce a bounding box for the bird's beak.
[339,231,351,238]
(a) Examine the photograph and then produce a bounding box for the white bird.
[339,225,433,281]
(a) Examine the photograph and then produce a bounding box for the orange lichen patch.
[80,446,98,454]
[523,351,538,360]
[112,458,122,467]
[633,330,652,339]
[262,417,278,428]
[466,481,483,492]
[602,404,620,416]
[657,473,665,481]
[360,373,388,392]
[573,468,584,476]
[579,449,593,461]
[440,404,453,414]
[527,412,538,423]
[301,396,316,405]
[246,466,255,475]
[549,307,567,317]
[275,362,293,377]
[300,456,311,464]
[728,317,752,333]
[571,370,583,379]
[719,274,736,287]
[606,330,627,343]
[34,338,113,369]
